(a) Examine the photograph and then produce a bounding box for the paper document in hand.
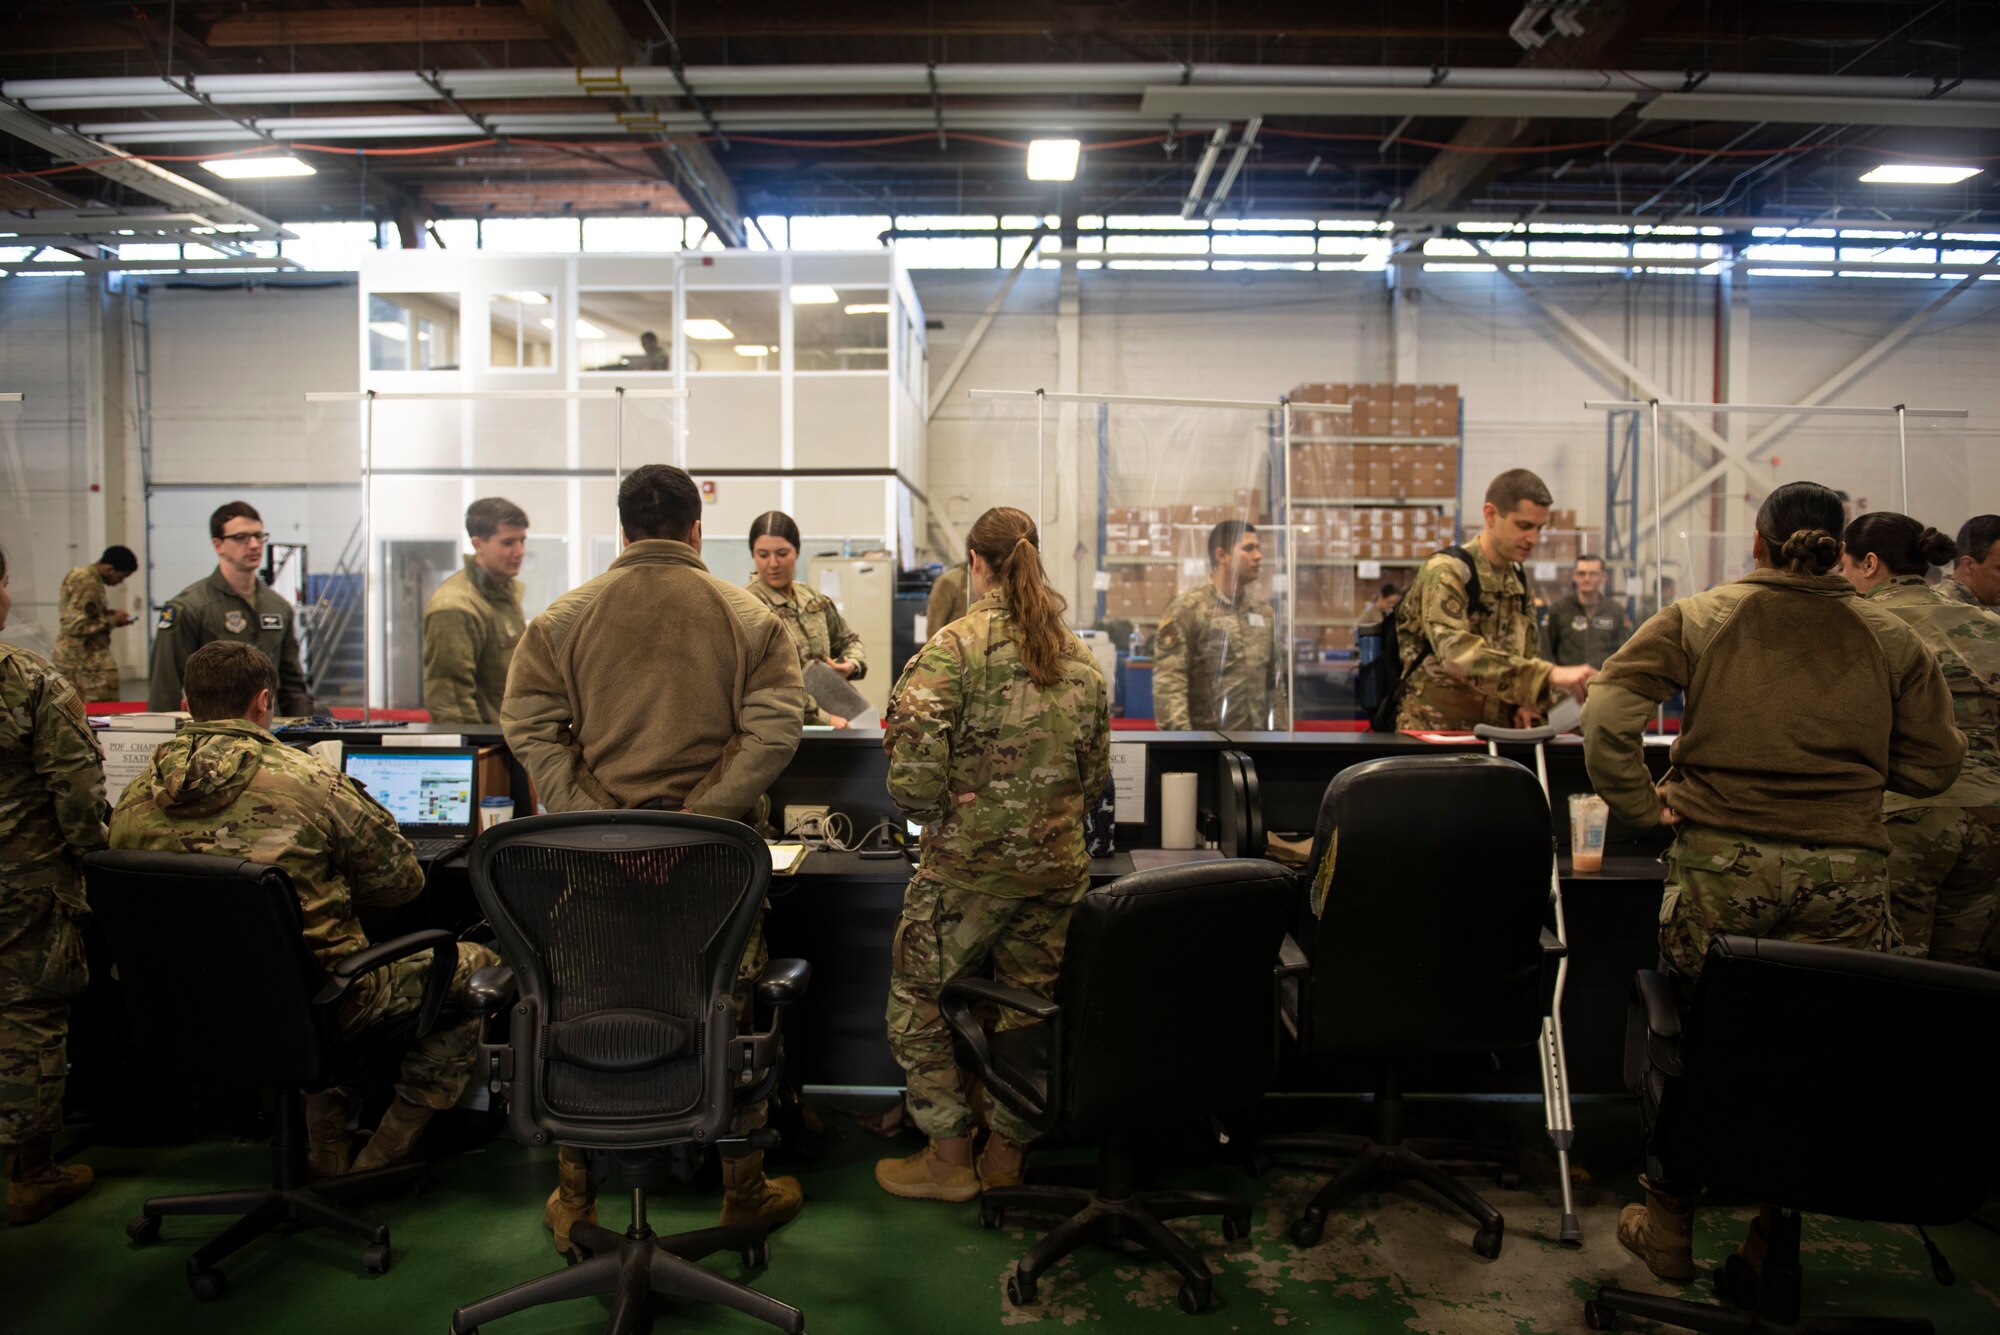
[803,660,873,723]
[1545,695,1584,735]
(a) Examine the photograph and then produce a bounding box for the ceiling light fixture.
[573,318,606,340]
[734,344,772,357]
[843,303,891,315]
[1859,164,1982,185]
[503,290,549,304]
[200,154,317,180]
[683,318,735,340]
[1026,138,1081,182]
[367,321,408,341]
[790,285,839,304]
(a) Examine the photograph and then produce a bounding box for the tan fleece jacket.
[1582,568,1964,851]
[501,539,804,819]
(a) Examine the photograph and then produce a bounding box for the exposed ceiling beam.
[1143,87,1637,120]
[1638,92,2000,131]
[204,6,551,48]
[0,256,299,275]
[1402,0,1684,215]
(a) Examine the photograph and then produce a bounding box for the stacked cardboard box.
[1292,443,1459,501]
[1104,502,1267,559]
[1102,564,1181,621]
[1289,382,1459,439]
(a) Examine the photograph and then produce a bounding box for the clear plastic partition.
[0,395,59,658]
[932,392,1045,598]
[1044,396,1286,732]
[303,390,683,713]
[1906,413,1982,555]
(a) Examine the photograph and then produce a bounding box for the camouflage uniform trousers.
[337,939,499,1111]
[50,654,118,706]
[1883,805,2000,966]
[1659,823,1891,980]
[0,878,89,1143]
[886,873,1085,1144]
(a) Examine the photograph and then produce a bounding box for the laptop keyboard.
[409,837,469,863]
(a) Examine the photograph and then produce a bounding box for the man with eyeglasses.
[147,501,316,715]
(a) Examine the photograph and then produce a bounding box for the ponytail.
[967,507,1071,688]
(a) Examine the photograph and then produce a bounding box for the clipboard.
[804,660,873,722]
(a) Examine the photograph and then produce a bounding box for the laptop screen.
[341,748,478,833]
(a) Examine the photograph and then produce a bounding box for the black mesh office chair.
[1259,753,1565,1258]
[1586,937,2000,1334]
[84,849,511,1299]
[942,859,1296,1315]
[448,811,808,1335]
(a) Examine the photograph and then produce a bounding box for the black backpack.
[1365,544,1485,733]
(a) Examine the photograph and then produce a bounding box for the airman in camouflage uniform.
[110,713,496,1174]
[1936,574,1993,613]
[54,552,137,703]
[1397,544,1561,730]
[423,556,526,724]
[1,639,108,1224]
[926,564,968,635]
[880,588,1110,1197]
[1866,574,2000,964]
[746,576,868,726]
[1657,830,1891,977]
[1153,583,1288,730]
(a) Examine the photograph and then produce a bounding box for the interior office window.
[368,292,460,371]
[489,290,556,369]
[683,289,780,372]
[578,291,676,372]
[796,287,888,370]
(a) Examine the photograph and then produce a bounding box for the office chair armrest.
[1632,969,1681,1042]
[466,964,516,1013]
[317,928,458,1038]
[755,957,812,1010]
[1275,933,1312,1049]
[940,978,1062,1131]
[1277,932,1310,979]
[941,977,1060,1023]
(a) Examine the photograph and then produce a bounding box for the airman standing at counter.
[1152,520,1288,730]
[1542,554,1632,669]
[745,510,868,727]
[502,463,806,1255]
[1939,515,2000,613]
[1840,512,2000,965]
[926,563,968,635]
[148,501,315,716]
[1,544,108,1225]
[422,498,529,725]
[1394,470,1595,730]
[54,545,138,703]
[1582,480,1963,1288]
[877,507,1111,1202]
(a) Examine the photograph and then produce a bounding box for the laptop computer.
[340,746,480,862]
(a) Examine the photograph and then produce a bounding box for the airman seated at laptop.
[110,640,500,1177]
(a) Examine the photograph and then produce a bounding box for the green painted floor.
[8,1100,1999,1334]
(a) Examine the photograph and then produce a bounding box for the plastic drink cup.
[1567,793,1608,873]
[480,795,514,831]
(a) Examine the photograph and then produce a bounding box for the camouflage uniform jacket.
[109,719,422,970]
[1867,575,2000,813]
[1937,575,1999,617]
[54,566,119,676]
[422,557,526,725]
[1151,582,1289,731]
[0,643,108,911]
[1396,543,1554,730]
[884,593,1111,899]
[148,569,315,715]
[746,577,867,726]
[926,565,968,634]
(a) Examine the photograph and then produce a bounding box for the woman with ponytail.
[876,507,1110,1203]
[1583,481,1963,1285]
[745,510,868,727]
[1841,512,2000,966]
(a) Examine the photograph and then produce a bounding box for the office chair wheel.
[1472,1226,1503,1259]
[1221,1210,1250,1242]
[1494,1167,1522,1190]
[188,1268,228,1302]
[1582,1299,1616,1330]
[978,1199,1004,1229]
[1005,1271,1037,1306]
[410,1174,439,1196]
[1178,1281,1212,1314]
[126,1215,160,1244]
[363,1243,392,1274]
[1714,1254,1760,1309]
[1288,1214,1323,1248]
[740,1240,770,1268]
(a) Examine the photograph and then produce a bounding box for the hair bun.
[1779,528,1840,574]
[1917,526,1959,568]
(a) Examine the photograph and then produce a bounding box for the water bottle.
[1128,625,1144,659]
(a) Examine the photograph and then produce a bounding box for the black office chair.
[1586,937,2000,1334]
[84,849,510,1299]
[1258,753,1564,1258]
[942,859,1296,1315]
[448,811,809,1335]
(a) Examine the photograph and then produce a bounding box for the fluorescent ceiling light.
[1859,164,1982,185]
[368,321,408,341]
[200,154,316,180]
[537,317,555,328]
[734,344,772,357]
[843,303,891,315]
[684,318,735,340]
[502,290,548,304]
[573,318,605,340]
[790,285,839,304]
[1026,139,1082,181]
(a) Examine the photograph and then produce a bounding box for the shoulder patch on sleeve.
[156,604,177,630]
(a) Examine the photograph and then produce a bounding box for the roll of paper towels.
[1160,772,1199,849]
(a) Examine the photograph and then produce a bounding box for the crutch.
[1473,710,1584,1249]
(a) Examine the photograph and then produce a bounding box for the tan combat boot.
[349,1095,436,1173]
[304,1087,361,1178]
[6,1135,95,1226]
[975,1133,1028,1192]
[719,1150,804,1231]
[544,1146,597,1256]
[875,1136,980,1202]
[1616,1175,1698,1281]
